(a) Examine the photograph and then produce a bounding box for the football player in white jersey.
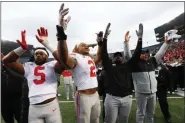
[55,3,111,123]
[2,27,65,123]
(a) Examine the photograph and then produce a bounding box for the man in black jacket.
[101,23,143,123]
[1,62,24,123]
[20,78,29,123]
[1,53,30,123]
[156,64,172,123]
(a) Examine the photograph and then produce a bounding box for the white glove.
[58,3,71,33]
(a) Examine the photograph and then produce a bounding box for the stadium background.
[1,13,184,61]
[1,12,184,123]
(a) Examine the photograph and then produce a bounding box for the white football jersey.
[69,52,98,90]
[23,61,58,104]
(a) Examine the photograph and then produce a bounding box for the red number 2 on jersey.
[88,60,96,77]
[33,66,45,85]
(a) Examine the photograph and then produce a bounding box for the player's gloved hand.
[57,3,71,41]
[16,30,29,50]
[136,23,143,39]
[36,27,48,45]
[59,3,70,31]
[36,27,55,53]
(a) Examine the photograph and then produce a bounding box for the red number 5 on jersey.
[33,66,45,85]
[88,60,96,77]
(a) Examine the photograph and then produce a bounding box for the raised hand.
[59,3,71,32]
[35,27,48,44]
[136,23,143,39]
[16,30,28,50]
[104,23,111,39]
[96,31,103,46]
[95,23,111,46]
[124,31,131,43]
[35,27,55,53]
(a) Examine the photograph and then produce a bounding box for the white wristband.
[41,41,55,53]
[46,45,55,53]
[13,47,27,56]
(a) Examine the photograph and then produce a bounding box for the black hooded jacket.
[1,65,25,97]
[101,39,142,97]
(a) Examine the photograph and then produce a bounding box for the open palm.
[125,31,131,42]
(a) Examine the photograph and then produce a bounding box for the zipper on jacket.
[144,60,152,93]
[148,72,152,93]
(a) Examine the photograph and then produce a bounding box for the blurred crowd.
[162,40,185,66]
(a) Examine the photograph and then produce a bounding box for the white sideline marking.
[58,86,64,88]
[59,96,183,103]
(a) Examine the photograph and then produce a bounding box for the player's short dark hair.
[34,47,49,56]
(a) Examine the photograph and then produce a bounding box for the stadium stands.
[154,12,184,42]
[1,40,55,63]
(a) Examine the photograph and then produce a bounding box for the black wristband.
[138,38,142,41]
[56,25,67,41]
[56,33,67,41]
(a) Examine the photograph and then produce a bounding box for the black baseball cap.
[141,49,149,54]
[113,52,122,57]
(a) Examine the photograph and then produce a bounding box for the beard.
[114,60,122,65]
[35,57,47,65]
[113,56,123,65]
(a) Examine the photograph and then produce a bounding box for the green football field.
[1,79,184,123]
[57,85,185,123]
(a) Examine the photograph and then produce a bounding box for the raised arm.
[101,23,112,71]
[2,31,29,74]
[35,27,65,73]
[94,23,111,65]
[101,39,112,71]
[123,31,132,61]
[93,32,103,65]
[3,31,27,63]
[127,23,143,67]
[154,29,180,64]
[154,41,169,64]
[56,3,77,69]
